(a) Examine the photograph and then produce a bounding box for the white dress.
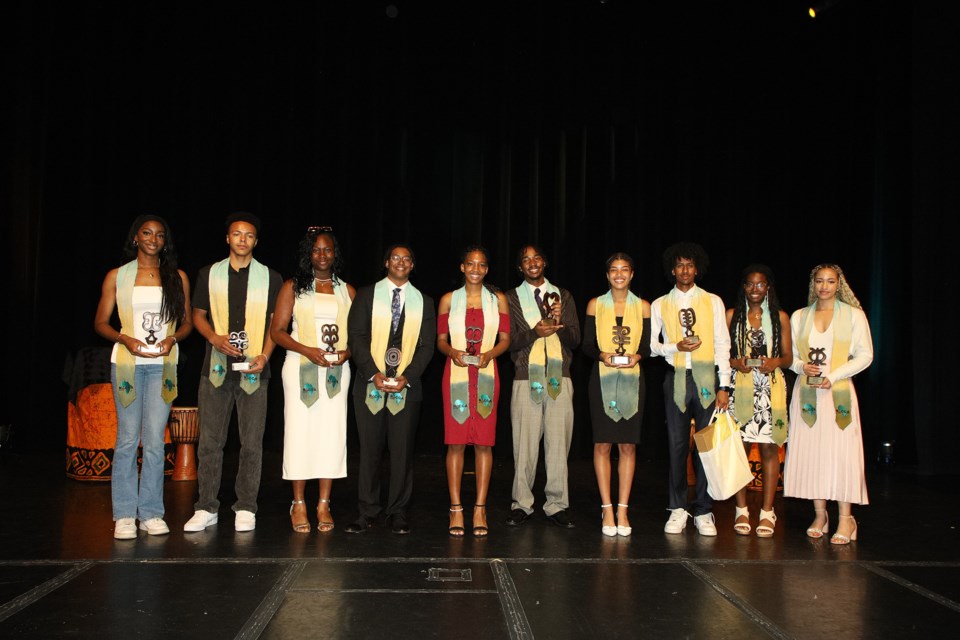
[783,319,870,504]
[281,293,350,480]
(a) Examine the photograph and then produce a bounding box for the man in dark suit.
[345,244,436,534]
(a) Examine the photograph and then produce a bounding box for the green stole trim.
[795,300,854,429]
[115,260,178,407]
[517,281,563,402]
[293,280,352,405]
[595,291,644,421]
[733,297,788,444]
[366,279,424,415]
[208,258,269,394]
[448,286,499,423]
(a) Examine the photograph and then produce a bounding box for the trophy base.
[610,355,630,366]
[807,376,825,386]
[232,362,251,372]
[384,378,399,388]
[461,355,481,366]
[541,318,557,326]
[323,353,340,363]
[684,336,701,346]
[140,344,162,354]
[746,358,763,368]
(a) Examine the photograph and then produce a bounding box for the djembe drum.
[168,406,200,481]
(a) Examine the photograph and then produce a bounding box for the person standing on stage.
[650,241,732,537]
[505,244,581,529]
[183,212,282,533]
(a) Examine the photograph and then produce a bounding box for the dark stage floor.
[1,447,958,639]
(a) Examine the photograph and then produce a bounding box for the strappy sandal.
[830,515,857,545]
[472,504,489,538]
[756,508,776,538]
[601,504,617,537]
[448,504,465,537]
[806,509,829,539]
[734,506,751,536]
[317,498,335,533]
[616,504,632,537]
[290,499,310,533]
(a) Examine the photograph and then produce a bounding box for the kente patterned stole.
[733,297,788,444]
[517,281,563,402]
[208,258,269,394]
[661,287,716,410]
[448,286,500,423]
[795,300,854,428]
[595,291,644,421]
[293,279,351,405]
[115,260,178,408]
[366,278,424,415]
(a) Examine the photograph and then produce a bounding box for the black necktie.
[534,287,543,311]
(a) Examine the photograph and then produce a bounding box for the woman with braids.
[784,264,873,545]
[581,252,650,537]
[270,227,355,533]
[436,246,510,537]
[94,215,193,540]
[725,265,792,538]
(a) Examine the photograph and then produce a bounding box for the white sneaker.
[235,510,256,532]
[183,510,218,532]
[694,512,718,536]
[114,517,137,540]
[138,517,170,536]
[664,508,689,534]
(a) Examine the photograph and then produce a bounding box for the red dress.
[439,309,510,446]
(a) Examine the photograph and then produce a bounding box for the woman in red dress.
[437,246,510,537]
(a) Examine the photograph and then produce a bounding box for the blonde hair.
[806,264,863,310]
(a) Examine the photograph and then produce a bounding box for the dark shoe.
[448,504,465,537]
[505,508,532,527]
[344,517,373,534]
[546,509,575,529]
[472,504,489,538]
[390,513,411,535]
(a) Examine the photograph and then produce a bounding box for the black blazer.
[347,282,436,402]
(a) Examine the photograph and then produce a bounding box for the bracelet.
[170,335,177,344]
[116,333,124,343]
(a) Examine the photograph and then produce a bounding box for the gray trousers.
[510,378,574,516]
[195,376,268,514]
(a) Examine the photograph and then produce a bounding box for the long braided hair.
[122,214,186,325]
[806,264,863,310]
[729,264,784,359]
[293,227,345,297]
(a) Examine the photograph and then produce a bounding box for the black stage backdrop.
[3,1,956,473]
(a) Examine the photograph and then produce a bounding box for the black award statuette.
[229,330,251,371]
[384,347,402,386]
[461,325,482,366]
[540,291,561,326]
[321,324,340,363]
[610,325,631,366]
[679,308,700,345]
[746,328,765,369]
[141,311,164,354]
[807,347,827,385]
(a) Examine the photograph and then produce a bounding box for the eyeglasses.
[389,255,413,265]
[744,282,768,290]
[307,226,333,233]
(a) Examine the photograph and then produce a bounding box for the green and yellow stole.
[595,291,644,421]
[448,286,500,423]
[293,280,351,405]
[517,281,563,402]
[115,260,179,408]
[366,278,424,415]
[733,297,788,444]
[208,258,269,394]
[661,287,716,410]
[795,300,854,429]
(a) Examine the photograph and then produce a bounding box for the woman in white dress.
[784,264,873,545]
[270,226,355,533]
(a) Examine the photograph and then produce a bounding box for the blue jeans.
[111,364,171,521]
